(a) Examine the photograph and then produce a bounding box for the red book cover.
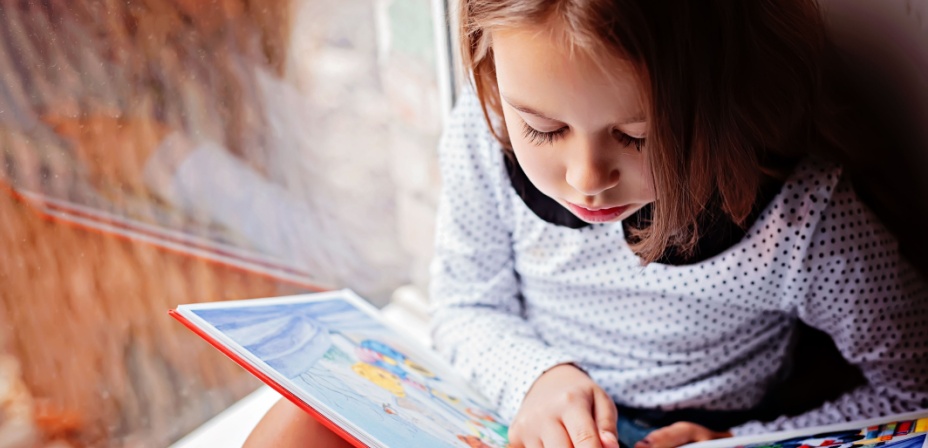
[170,308,366,448]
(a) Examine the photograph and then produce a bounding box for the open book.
[683,412,928,448]
[170,289,928,448]
[170,289,510,447]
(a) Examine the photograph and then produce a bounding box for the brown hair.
[460,0,836,263]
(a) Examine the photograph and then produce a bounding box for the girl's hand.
[635,422,732,448]
[508,364,620,448]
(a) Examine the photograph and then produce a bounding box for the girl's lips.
[565,202,629,222]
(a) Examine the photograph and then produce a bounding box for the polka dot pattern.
[428,90,928,433]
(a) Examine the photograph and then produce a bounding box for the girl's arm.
[732,175,928,435]
[428,91,578,422]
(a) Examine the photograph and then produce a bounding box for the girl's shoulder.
[437,89,518,198]
[438,89,502,165]
[779,156,844,203]
[763,156,843,225]
[436,89,516,220]
[757,155,894,253]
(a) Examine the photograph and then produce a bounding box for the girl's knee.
[244,398,354,448]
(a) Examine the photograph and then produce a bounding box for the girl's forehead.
[490,20,636,74]
[492,26,647,126]
[491,24,638,82]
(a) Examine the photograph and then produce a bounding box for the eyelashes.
[521,122,567,145]
[520,121,645,151]
[614,129,645,151]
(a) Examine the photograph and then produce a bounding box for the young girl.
[246,1,928,447]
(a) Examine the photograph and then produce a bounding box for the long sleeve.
[428,92,577,421]
[732,175,928,435]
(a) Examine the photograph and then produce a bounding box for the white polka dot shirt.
[428,91,928,435]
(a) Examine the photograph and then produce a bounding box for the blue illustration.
[187,293,510,448]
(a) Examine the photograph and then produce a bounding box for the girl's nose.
[565,140,620,196]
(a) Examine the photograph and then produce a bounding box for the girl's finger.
[562,406,605,448]
[509,416,550,448]
[601,430,621,448]
[638,422,711,448]
[540,423,574,448]
[526,436,545,448]
[592,389,619,448]
[507,415,530,448]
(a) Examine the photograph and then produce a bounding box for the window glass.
[0,0,446,445]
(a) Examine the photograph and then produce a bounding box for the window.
[0,0,452,445]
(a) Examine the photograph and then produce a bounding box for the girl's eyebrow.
[501,95,646,125]
[502,95,562,122]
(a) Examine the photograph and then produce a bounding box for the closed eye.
[613,129,645,151]
[521,120,646,151]
[521,121,567,145]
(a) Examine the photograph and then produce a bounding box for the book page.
[684,411,928,448]
[176,290,510,448]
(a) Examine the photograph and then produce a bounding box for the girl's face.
[493,26,655,224]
